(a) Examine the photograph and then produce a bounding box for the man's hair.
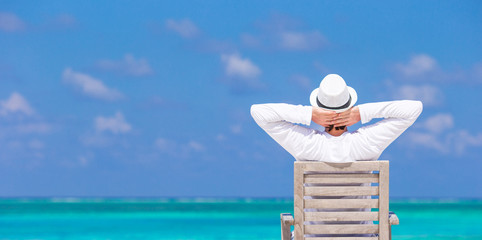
[325,125,346,131]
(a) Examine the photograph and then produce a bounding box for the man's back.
[252,75,422,239]
[251,100,423,162]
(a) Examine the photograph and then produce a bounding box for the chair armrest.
[281,213,294,225]
[389,211,399,225]
[280,213,294,240]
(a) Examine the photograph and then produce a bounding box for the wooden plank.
[299,161,381,172]
[305,186,379,196]
[280,213,294,240]
[378,161,389,240]
[306,238,378,240]
[305,224,379,234]
[304,173,379,184]
[294,163,304,240]
[305,199,379,209]
[305,211,379,222]
[389,212,399,225]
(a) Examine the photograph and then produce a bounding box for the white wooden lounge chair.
[281,161,399,240]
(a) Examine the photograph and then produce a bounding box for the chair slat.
[293,161,392,239]
[305,212,379,222]
[305,199,379,209]
[299,161,381,172]
[306,237,378,240]
[378,162,390,240]
[304,174,379,184]
[305,186,379,196]
[294,162,305,240]
[305,224,379,234]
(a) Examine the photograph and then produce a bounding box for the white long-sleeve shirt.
[252,100,422,237]
[251,100,423,162]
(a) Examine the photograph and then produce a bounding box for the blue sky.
[1,0,481,198]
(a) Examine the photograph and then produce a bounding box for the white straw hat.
[309,74,357,113]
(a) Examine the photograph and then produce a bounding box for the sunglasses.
[326,125,346,131]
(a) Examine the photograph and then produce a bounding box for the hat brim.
[309,86,358,113]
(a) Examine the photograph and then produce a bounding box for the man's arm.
[250,103,335,159]
[251,103,312,128]
[352,100,423,152]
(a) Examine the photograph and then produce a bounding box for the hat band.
[316,95,352,110]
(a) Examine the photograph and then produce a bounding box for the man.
[251,74,422,238]
[251,74,422,163]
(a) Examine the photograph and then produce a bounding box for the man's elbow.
[415,100,423,116]
[250,104,260,120]
[409,100,423,119]
[250,104,265,125]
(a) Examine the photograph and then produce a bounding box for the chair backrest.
[294,161,390,240]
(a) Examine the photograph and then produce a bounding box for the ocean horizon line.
[1,196,481,204]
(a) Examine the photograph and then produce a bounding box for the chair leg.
[389,225,392,240]
[281,220,291,240]
[280,213,294,240]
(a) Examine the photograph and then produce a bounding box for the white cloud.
[52,14,76,28]
[219,53,264,92]
[94,112,131,134]
[59,154,92,168]
[419,113,454,134]
[406,132,448,153]
[0,92,34,116]
[452,130,482,154]
[290,74,312,90]
[240,33,261,47]
[96,54,153,76]
[394,54,437,77]
[155,138,175,151]
[393,84,443,106]
[28,140,45,150]
[473,62,482,82]
[241,14,328,51]
[391,55,482,85]
[279,31,327,50]
[216,134,226,141]
[221,53,261,79]
[406,113,482,155]
[80,133,112,147]
[155,138,206,158]
[408,130,482,155]
[16,123,51,134]
[0,12,25,32]
[62,68,123,101]
[230,124,242,134]
[41,14,77,30]
[78,156,89,166]
[165,19,200,38]
[386,54,482,87]
[188,140,205,151]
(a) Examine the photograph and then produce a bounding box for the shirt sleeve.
[355,100,423,152]
[250,103,321,160]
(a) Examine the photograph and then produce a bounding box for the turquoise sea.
[0,198,480,240]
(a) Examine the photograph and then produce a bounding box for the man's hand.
[333,106,361,127]
[312,107,337,127]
